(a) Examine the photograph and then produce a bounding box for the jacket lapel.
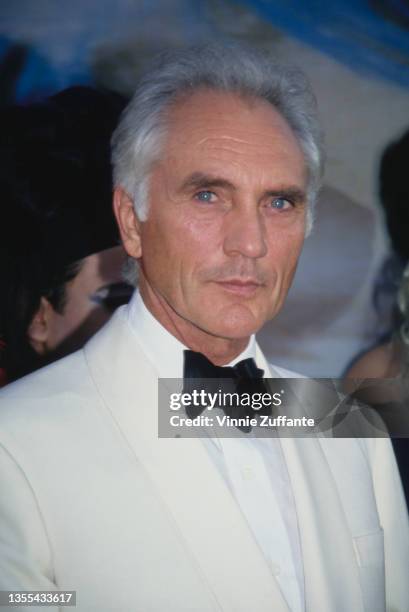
[279,436,364,612]
[257,348,364,612]
[84,310,290,612]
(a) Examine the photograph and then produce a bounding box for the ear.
[113,187,142,258]
[27,297,55,355]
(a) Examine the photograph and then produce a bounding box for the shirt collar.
[126,290,256,378]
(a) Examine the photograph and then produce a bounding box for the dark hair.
[379,129,409,262]
[0,86,126,382]
[1,260,83,382]
[371,129,409,334]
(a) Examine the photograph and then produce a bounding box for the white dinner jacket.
[0,306,408,612]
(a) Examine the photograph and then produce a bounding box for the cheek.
[140,219,179,286]
[51,296,93,345]
[270,222,304,265]
[265,226,304,294]
[141,214,220,286]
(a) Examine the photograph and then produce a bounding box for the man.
[0,45,408,612]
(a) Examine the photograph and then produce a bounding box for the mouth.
[215,278,263,297]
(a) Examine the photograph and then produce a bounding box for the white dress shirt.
[127,290,305,612]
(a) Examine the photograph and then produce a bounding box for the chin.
[203,306,264,340]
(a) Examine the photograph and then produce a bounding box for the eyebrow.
[180,172,306,203]
[180,172,236,192]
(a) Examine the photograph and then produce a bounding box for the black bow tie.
[183,350,271,432]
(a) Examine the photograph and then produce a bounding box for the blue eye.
[196,190,215,203]
[270,197,291,210]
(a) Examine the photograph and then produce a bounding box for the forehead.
[162,89,305,176]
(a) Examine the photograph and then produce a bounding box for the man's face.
[137,90,307,341]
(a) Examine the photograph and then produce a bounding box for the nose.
[223,203,268,259]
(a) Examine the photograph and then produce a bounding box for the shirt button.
[241,467,253,481]
[271,562,281,576]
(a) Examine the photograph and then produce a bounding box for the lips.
[215,278,262,297]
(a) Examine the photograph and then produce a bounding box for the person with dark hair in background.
[347,129,409,379]
[0,86,132,385]
[0,46,408,612]
[346,129,409,505]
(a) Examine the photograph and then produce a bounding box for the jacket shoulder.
[0,350,93,426]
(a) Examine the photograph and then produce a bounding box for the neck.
[139,282,249,365]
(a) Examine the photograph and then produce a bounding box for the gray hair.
[112,44,324,284]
